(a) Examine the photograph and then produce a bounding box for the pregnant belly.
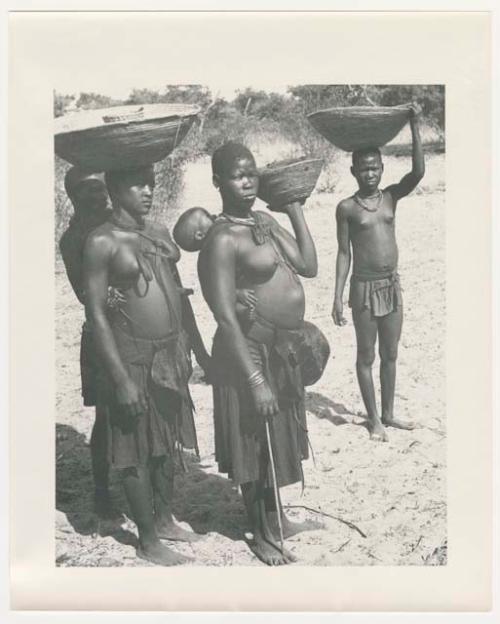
[254,267,305,330]
[114,279,180,339]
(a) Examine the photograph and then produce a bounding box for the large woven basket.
[258,157,324,207]
[307,105,411,152]
[54,104,200,171]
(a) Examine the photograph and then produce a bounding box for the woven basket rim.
[54,103,201,135]
[259,157,324,173]
[307,104,411,119]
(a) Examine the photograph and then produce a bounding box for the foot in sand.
[382,416,416,430]
[137,541,192,566]
[368,420,389,442]
[268,511,323,539]
[156,520,202,543]
[249,533,297,566]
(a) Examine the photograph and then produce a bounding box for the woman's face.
[215,157,259,210]
[116,167,155,218]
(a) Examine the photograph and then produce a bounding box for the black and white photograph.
[7,9,493,614]
[54,83,447,568]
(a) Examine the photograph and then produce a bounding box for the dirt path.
[56,152,446,567]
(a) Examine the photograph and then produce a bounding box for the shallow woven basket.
[257,157,324,207]
[54,104,200,171]
[307,105,411,152]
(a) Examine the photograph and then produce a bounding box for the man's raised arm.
[332,201,351,326]
[387,104,425,202]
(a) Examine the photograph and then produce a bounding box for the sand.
[55,151,446,567]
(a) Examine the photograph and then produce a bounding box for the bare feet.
[137,541,192,566]
[267,511,323,539]
[382,417,416,430]
[156,520,202,543]
[368,419,388,442]
[248,533,297,566]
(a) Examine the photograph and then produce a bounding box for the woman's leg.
[121,465,190,566]
[151,455,201,542]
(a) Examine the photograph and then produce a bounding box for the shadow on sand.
[305,391,358,426]
[56,423,247,548]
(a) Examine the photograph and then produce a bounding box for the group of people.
[59,105,424,566]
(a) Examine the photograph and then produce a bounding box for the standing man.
[83,164,210,566]
[332,105,425,441]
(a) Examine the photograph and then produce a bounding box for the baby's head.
[173,207,215,252]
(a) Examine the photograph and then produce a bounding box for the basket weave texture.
[294,321,331,387]
[307,105,411,152]
[54,104,200,171]
[257,157,324,206]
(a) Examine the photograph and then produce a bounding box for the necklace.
[217,213,256,226]
[109,214,145,231]
[354,189,383,212]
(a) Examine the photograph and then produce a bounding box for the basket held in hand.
[307,105,411,152]
[257,157,324,208]
[54,104,200,171]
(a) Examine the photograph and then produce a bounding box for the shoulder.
[206,223,238,247]
[336,197,355,218]
[199,222,238,261]
[84,223,115,258]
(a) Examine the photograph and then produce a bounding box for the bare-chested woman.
[83,164,210,566]
[198,142,320,566]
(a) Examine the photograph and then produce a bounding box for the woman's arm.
[259,203,318,277]
[83,234,146,418]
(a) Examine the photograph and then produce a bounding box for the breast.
[239,242,280,284]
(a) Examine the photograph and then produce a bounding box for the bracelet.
[248,370,266,388]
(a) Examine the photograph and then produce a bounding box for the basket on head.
[54,104,201,171]
[307,105,411,152]
[257,157,324,208]
[291,321,331,387]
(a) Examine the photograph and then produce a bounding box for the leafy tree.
[53,92,75,117]
[75,92,121,110]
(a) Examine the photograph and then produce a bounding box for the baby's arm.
[235,288,257,323]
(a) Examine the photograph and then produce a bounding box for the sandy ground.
[56,150,446,567]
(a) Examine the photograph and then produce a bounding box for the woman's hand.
[115,377,147,418]
[250,379,279,418]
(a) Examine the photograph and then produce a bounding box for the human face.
[215,157,259,211]
[352,154,383,194]
[73,178,108,216]
[117,167,155,218]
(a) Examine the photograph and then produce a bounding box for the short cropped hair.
[351,147,382,168]
[211,141,255,177]
[64,167,101,200]
[104,165,154,200]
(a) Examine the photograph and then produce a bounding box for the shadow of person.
[55,422,137,548]
[173,453,248,542]
[305,391,356,426]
